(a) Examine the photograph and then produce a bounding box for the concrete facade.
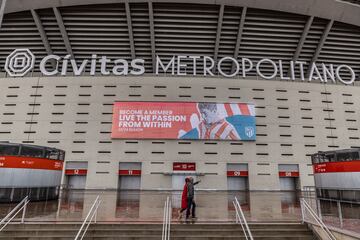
[1,75,359,190]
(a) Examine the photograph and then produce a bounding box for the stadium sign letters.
[6,49,356,85]
[155,56,356,85]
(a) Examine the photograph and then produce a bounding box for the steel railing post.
[162,200,166,240]
[234,197,253,240]
[21,201,27,224]
[162,197,169,240]
[301,198,337,240]
[300,199,305,223]
[232,202,239,223]
[316,199,322,220]
[94,207,97,224]
[74,195,100,240]
[337,201,343,228]
[167,199,171,240]
[164,198,167,240]
[166,198,168,240]
[0,196,30,232]
[233,200,247,239]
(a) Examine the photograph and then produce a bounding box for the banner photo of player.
[111,101,256,140]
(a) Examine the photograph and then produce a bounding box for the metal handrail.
[302,195,360,229]
[300,198,337,240]
[74,195,101,240]
[233,197,253,240]
[162,196,171,240]
[0,196,30,231]
[233,201,248,239]
[302,195,360,205]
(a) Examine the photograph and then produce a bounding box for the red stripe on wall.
[118,169,142,176]
[313,160,360,173]
[227,171,248,177]
[65,169,87,175]
[224,104,233,116]
[239,103,250,115]
[279,171,299,177]
[0,156,63,171]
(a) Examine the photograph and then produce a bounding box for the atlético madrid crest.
[245,126,255,138]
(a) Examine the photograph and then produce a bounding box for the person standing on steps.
[178,177,190,220]
[186,177,201,220]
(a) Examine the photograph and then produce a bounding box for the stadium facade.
[0,0,359,191]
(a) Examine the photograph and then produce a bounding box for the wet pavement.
[0,190,359,234]
[0,190,301,222]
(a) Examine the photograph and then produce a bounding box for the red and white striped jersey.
[198,119,240,140]
[222,103,255,117]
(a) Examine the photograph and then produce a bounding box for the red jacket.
[181,183,188,209]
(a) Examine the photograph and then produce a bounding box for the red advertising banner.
[173,162,196,171]
[227,170,249,177]
[313,161,360,173]
[111,101,256,140]
[118,169,142,175]
[65,169,88,175]
[278,171,300,177]
[0,156,63,171]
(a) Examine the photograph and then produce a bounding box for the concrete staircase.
[0,222,318,239]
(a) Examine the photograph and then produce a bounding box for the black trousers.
[186,197,196,218]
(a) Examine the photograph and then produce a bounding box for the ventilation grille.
[318,21,360,79]
[154,3,218,74]
[0,11,47,72]
[238,8,305,77]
